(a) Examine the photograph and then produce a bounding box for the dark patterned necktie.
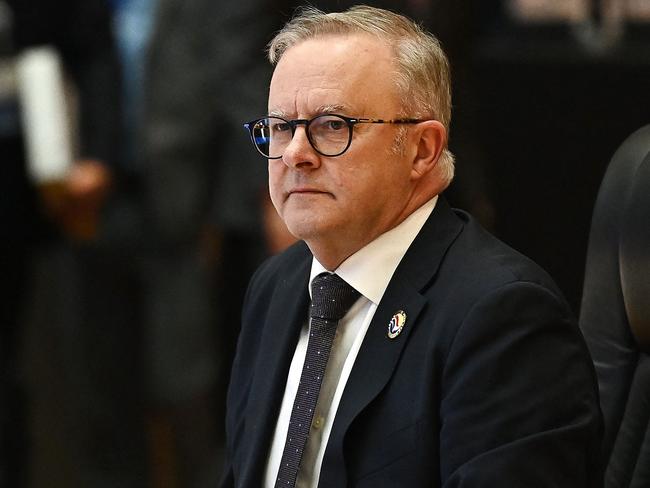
[274,272,360,488]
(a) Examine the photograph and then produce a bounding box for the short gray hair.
[268,5,455,185]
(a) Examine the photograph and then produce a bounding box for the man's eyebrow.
[267,104,352,119]
[268,109,288,118]
[316,104,349,114]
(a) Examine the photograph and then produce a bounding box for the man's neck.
[306,191,440,270]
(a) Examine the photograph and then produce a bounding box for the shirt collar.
[309,196,438,304]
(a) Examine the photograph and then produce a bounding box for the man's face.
[268,34,418,267]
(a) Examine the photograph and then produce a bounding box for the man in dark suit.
[222,6,602,487]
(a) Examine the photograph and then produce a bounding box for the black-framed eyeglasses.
[243,114,428,159]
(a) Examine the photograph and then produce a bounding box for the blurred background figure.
[1,0,122,487]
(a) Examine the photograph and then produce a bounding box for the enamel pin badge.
[387,310,407,339]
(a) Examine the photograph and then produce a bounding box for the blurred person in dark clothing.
[0,0,121,486]
[1,0,151,487]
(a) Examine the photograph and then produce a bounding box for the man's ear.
[410,120,446,180]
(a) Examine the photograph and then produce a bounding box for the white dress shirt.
[264,196,438,488]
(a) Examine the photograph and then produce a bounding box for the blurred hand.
[38,159,113,241]
[66,159,113,206]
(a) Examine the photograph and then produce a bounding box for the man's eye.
[314,117,346,131]
[272,122,291,132]
[325,120,346,130]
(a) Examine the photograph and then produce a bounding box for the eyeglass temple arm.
[354,117,425,124]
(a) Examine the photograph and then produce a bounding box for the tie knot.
[310,273,360,321]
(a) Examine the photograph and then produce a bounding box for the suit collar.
[396,196,464,292]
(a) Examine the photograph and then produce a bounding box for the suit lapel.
[319,198,463,487]
[239,247,311,488]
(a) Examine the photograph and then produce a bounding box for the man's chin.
[283,217,332,244]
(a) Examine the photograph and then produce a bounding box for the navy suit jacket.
[222,198,602,487]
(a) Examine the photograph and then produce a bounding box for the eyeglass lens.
[250,115,352,158]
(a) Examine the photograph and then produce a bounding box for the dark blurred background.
[1,0,648,487]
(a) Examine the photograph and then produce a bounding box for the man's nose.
[281,126,320,169]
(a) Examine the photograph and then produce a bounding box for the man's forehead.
[268,34,397,118]
[275,33,393,71]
